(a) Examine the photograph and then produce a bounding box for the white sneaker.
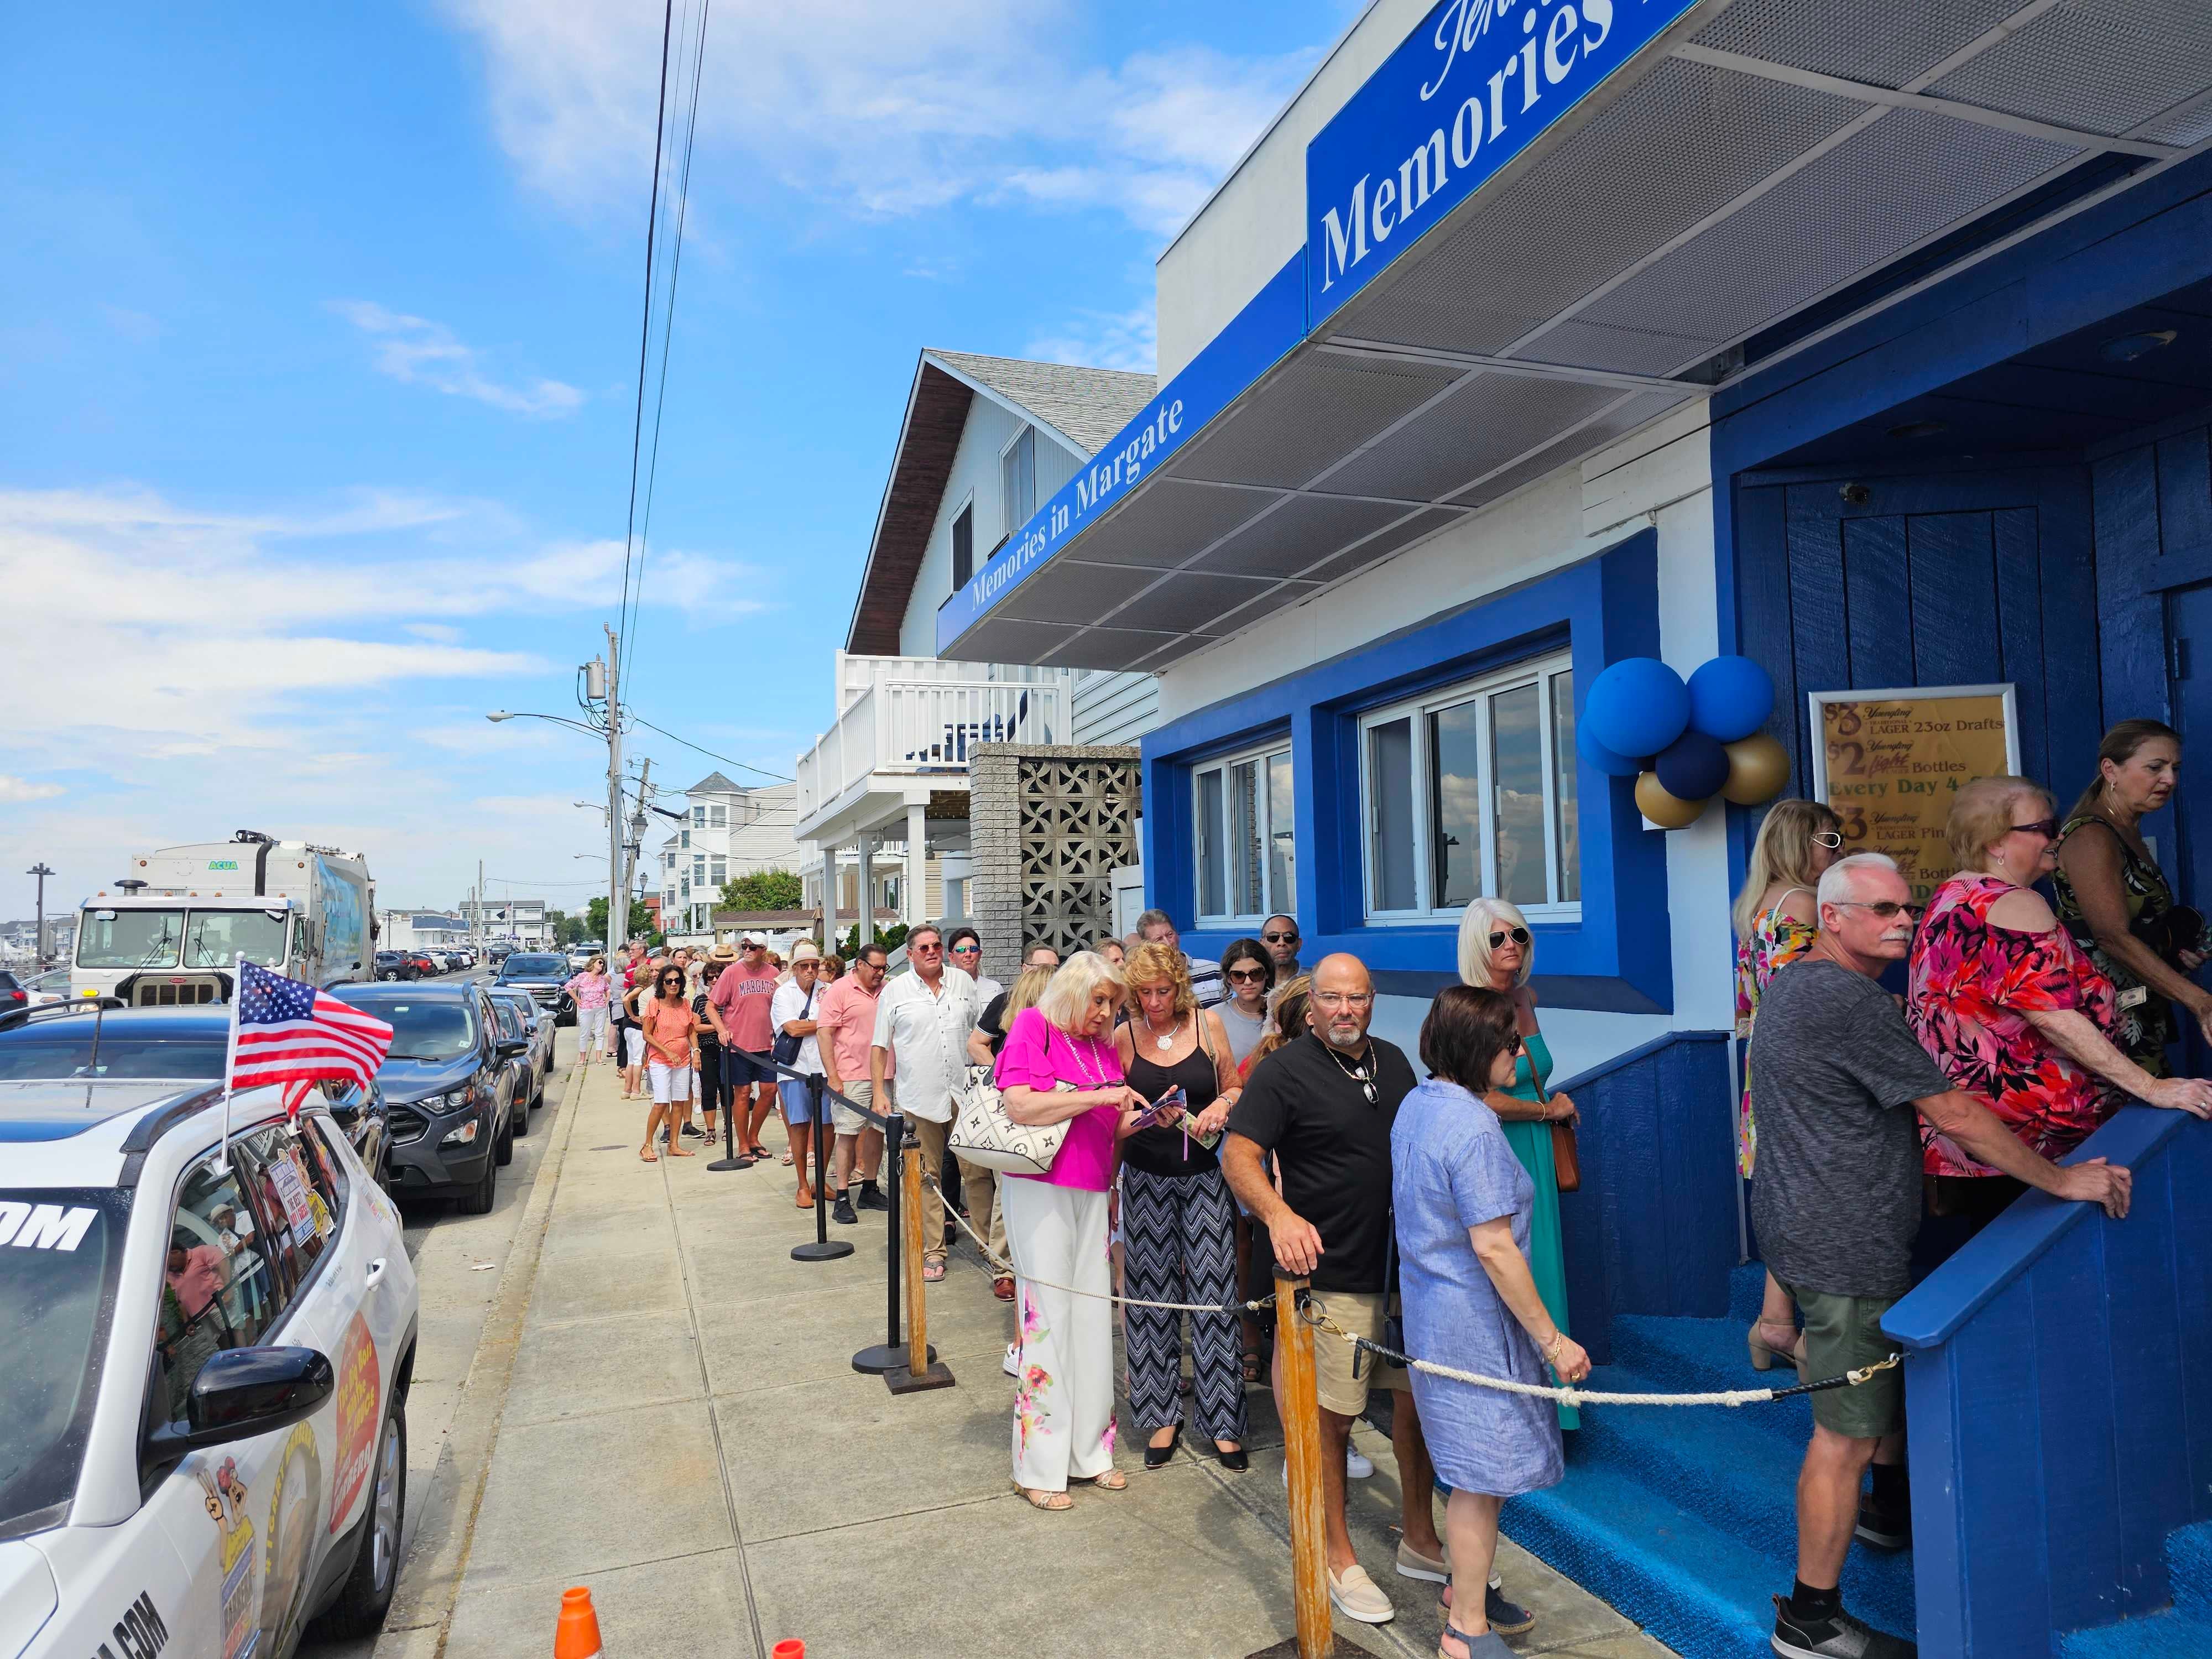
[1346,1447,1375,1479]
[1327,1563,1395,1625]
[1003,1342,1020,1378]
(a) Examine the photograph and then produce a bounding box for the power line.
[628,712,796,782]
[614,0,678,655]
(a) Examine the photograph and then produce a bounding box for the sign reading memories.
[1808,684,2021,901]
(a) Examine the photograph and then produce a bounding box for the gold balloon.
[1635,771,1708,828]
[1720,734,1791,805]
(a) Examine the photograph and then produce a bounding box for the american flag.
[228,960,394,1116]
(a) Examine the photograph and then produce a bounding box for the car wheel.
[512,1088,533,1136]
[309,1400,406,1640]
[380,969,397,981]
[459,1151,496,1214]
[494,1104,515,1167]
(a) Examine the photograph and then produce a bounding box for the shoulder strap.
[1193,1006,1214,1064]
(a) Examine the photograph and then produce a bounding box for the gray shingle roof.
[927,352,1157,457]
[685,771,745,796]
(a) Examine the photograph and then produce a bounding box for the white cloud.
[0,774,64,804]
[330,300,586,418]
[1027,306,1157,374]
[436,0,1317,242]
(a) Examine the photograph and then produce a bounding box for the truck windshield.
[77,909,184,969]
[182,910,288,969]
[1,1190,128,1541]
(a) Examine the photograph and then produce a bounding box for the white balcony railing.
[796,654,1071,830]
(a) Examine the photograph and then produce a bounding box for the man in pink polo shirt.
[707,933,781,1160]
[816,941,890,1222]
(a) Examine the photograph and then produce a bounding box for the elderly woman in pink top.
[565,956,614,1063]
[997,948,1160,1511]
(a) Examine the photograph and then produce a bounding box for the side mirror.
[497,1037,527,1058]
[142,1346,333,1477]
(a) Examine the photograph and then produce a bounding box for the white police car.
[1,1076,419,1659]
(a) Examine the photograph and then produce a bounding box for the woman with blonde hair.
[1241,974,1312,1079]
[1457,898,1580,1428]
[564,954,614,1065]
[997,950,1149,1509]
[1114,942,1248,1470]
[1732,799,1844,1369]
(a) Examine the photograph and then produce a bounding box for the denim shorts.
[779,1074,828,1124]
[723,1048,776,1088]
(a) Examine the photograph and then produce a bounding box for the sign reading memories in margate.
[1307,0,1700,323]
[1808,684,2021,901]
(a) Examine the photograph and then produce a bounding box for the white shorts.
[624,1026,646,1067]
[649,1061,693,1104]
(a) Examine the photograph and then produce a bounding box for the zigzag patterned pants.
[1122,1164,1248,1444]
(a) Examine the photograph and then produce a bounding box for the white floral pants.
[1003,1177,1117,1492]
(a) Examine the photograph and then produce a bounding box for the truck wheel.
[308,1401,406,1640]
[459,1153,496,1215]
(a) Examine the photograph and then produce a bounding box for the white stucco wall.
[1156,400,1733,1083]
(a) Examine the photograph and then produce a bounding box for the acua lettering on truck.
[70,830,377,1005]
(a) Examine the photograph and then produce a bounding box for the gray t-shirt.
[1747,959,1950,1299]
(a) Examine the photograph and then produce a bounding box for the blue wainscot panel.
[1143,529,1672,1013]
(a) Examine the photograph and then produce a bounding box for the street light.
[486,638,627,953]
[27,863,55,972]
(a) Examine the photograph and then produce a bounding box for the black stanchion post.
[853,1112,930,1374]
[792,1071,851,1262]
[707,1047,750,1172]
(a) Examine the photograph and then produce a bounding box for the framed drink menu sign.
[1808,684,2021,901]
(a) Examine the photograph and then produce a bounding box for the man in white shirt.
[947,925,1001,1004]
[869,921,980,1282]
[770,943,828,1208]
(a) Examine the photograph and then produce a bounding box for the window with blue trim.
[1356,650,1579,922]
[1194,739,1295,928]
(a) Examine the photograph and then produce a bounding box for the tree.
[719,867,803,912]
[835,921,909,959]
[586,896,660,946]
[549,910,588,947]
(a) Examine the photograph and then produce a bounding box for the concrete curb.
[372,1055,589,1658]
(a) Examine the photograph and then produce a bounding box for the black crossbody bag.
[770,981,817,1067]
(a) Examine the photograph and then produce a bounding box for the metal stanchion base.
[1243,1637,1366,1658]
[705,1156,753,1171]
[884,1358,956,1394]
[791,1239,854,1261]
[852,1342,930,1375]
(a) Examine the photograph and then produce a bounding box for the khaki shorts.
[1307,1288,1410,1419]
[1777,1280,1903,1440]
[834,1078,886,1138]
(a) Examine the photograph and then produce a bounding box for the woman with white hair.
[997,950,1150,1509]
[1456,898,1581,1430]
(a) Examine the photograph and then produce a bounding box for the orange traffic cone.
[771,1643,804,1659]
[555,1588,602,1659]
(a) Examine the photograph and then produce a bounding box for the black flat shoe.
[1144,1431,1180,1470]
[1214,1444,1248,1472]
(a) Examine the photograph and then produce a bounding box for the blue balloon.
[1584,658,1690,760]
[1655,729,1730,802]
[1687,655,1776,743]
[1575,720,1644,778]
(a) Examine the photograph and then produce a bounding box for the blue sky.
[1,0,1348,920]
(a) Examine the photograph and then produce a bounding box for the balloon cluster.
[1577,655,1790,828]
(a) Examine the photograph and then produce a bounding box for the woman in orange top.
[640,963,702,1162]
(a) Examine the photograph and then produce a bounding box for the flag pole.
[217,952,245,1172]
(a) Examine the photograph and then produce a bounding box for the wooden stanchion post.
[1247,1274,1359,1659]
[884,1126,953,1394]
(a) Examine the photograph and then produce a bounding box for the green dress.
[1499,1031,1578,1431]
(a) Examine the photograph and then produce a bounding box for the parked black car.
[374,950,424,982]
[493,951,576,1026]
[484,987,555,1120]
[0,1001,391,1190]
[327,982,522,1214]
[0,969,25,1011]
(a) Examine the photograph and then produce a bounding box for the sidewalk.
[382,1045,1677,1659]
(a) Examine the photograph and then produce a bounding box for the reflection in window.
[1197,768,1226,918]
[1267,753,1296,909]
[1228,759,1262,917]
[1194,743,1297,924]
[1552,673,1580,903]
[1369,718,1417,913]
[1491,682,1547,907]
[1428,701,1482,909]
[159,1163,280,1420]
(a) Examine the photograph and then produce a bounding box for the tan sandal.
[1073,1469,1128,1491]
[639,1147,658,1162]
[1013,1483,1072,1511]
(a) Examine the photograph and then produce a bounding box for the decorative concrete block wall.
[969,743,1141,969]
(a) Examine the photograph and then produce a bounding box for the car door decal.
[258,1424,321,1658]
[328,1312,380,1533]
[194,1459,259,1659]
[86,1589,170,1659]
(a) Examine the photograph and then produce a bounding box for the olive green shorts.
[1776,1281,1903,1440]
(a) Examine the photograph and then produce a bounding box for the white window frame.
[1192,736,1295,929]
[1356,650,1580,925]
[708,804,728,828]
[1000,425,1037,543]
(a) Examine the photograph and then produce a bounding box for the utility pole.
[477,858,486,947]
[604,623,627,956]
[27,863,55,971]
[631,757,654,942]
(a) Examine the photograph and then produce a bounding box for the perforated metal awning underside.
[946,0,2212,672]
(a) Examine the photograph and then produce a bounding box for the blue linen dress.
[1392,1076,1565,1498]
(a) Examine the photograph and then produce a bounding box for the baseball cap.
[742,931,767,947]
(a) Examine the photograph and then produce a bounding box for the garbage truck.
[70,831,377,1004]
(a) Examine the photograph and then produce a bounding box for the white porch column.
[905,801,928,927]
[854,830,875,951]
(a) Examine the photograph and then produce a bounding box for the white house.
[655,773,803,937]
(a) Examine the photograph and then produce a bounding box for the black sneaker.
[1771,1595,1916,1657]
[680,1123,706,1140]
[855,1184,890,1212]
[1854,1494,1911,1551]
[832,1193,858,1226]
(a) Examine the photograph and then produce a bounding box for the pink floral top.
[994,1006,1122,1191]
[1733,896,1818,1177]
[564,971,612,1011]
[1908,874,2120,1175]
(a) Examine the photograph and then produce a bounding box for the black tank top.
[1123,1032,1220,1178]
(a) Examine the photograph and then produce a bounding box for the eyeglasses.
[1262,930,1300,944]
[1226,966,1269,983]
[2010,818,2062,841]
[1812,831,1844,849]
[1313,991,1374,1009]
[1488,927,1531,949]
[1832,900,1922,920]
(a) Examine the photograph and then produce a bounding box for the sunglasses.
[1227,966,1269,983]
[1262,930,1299,943]
[2010,818,2062,841]
[1834,900,1922,920]
[1812,831,1844,849]
[951,943,979,954]
[1488,927,1531,949]
[912,941,944,952]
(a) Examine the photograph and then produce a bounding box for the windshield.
[332,995,477,1061]
[1,1189,128,1540]
[502,955,564,977]
[182,910,288,969]
[0,1032,225,1079]
[77,909,185,969]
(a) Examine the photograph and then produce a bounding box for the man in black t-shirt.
[1224,953,1465,1630]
